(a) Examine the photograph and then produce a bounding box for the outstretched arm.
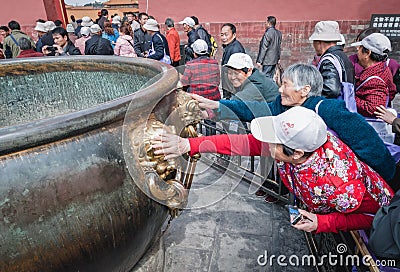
[152,133,269,159]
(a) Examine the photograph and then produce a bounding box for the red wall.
[0,0,67,42]
[139,0,399,22]
[1,0,47,27]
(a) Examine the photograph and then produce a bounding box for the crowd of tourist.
[1,11,400,239]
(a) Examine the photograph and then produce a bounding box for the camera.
[47,46,56,51]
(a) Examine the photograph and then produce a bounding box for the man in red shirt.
[180,39,220,135]
[180,39,220,101]
[165,18,181,67]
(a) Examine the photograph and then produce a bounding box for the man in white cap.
[151,106,393,234]
[85,24,113,55]
[142,18,170,63]
[34,21,47,53]
[224,53,279,102]
[179,16,199,63]
[180,39,220,100]
[38,21,57,53]
[309,21,354,99]
[133,12,152,57]
[180,39,220,135]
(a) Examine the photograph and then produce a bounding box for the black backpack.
[393,67,400,93]
[368,189,400,259]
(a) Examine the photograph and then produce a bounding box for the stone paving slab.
[158,159,313,272]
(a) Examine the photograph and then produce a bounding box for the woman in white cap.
[74,26,91,55]
[151,106,393,233]
[66,24,78,44]
[143,18,170,63]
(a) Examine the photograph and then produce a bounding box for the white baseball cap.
[224,53,254,69]
[250,107,327,152]
[191,39,208,55]
[179,17,195,28]
[350,33,391,55]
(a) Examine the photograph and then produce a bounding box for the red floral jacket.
[189,132,393,233]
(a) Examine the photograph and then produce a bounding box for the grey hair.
[165,18,174,27]
[282,63,323,97]
[18,37,33,50]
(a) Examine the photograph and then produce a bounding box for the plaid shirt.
[355,61,395,117]
[180,56,221,101]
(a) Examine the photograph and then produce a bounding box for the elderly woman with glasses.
[190,63,397,188]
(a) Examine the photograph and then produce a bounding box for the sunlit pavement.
[134,159,312,272]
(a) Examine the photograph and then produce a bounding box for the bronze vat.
[0,56,180,271]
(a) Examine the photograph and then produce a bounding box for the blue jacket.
[148,32,170,61]
[218,95,396,181]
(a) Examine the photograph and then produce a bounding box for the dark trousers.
[262,65,276,78]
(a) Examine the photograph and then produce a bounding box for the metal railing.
[198,120,290,203]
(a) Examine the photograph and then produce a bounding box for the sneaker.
[255,189,267,198]
[264,195,279,204]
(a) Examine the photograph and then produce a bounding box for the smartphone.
[288,205,302,225]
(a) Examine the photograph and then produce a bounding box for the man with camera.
[42,27,81,56]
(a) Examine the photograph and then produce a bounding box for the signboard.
[370,14,400,40]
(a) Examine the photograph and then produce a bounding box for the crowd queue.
[1,11,400,248]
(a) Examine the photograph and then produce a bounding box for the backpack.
[369,189,400,259]
[209,34,218,58]
[317,53,357,113]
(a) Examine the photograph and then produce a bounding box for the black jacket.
[134,27,152,57]
[62,41,81,55]
[318,45,355,98]
[148,32,170,61]
[195,25,212,55]
[184,29,200,62]
[84,34,114,55]
[256,26,282,65]
[221,38,245,65]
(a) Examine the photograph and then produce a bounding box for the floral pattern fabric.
[278,133,393,214]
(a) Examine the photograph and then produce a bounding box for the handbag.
[148,34,171,64]
[317,53,357,113]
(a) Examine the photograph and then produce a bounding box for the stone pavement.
[134,158,314,272]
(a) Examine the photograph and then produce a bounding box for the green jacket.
[231,69,279,102]
[4,30,36,58]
